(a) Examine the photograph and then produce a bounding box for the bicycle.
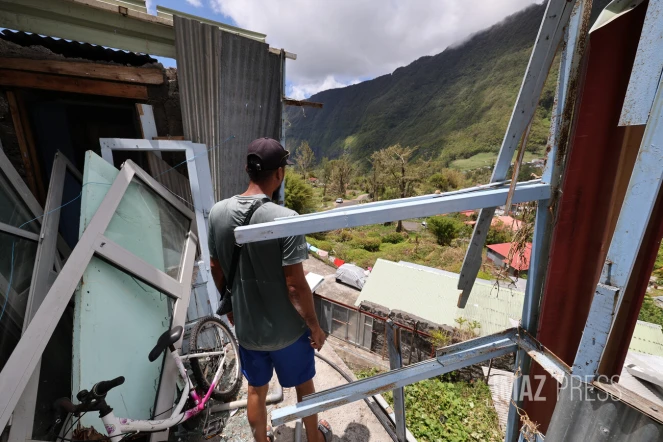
[54,316,241,441]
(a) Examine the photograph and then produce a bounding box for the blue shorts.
[238,331,315,388]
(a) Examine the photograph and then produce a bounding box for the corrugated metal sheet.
[174,16,282,201]
[631,321,663,357]
[356,259,526,336]
[546,382,663,441]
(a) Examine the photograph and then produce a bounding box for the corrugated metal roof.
[360,260,663,356]
[631,320,663,357]
[486,242,532,271]
[174,16,282,201]
[0,30,157,66]
[356,259,525,336]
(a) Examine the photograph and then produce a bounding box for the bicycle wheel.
[189,316,242,402]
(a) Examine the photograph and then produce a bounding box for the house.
[492,215,523,232]
[486,242,532,276]
[354,259,663,359]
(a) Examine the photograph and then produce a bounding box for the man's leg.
[247,383,270,442]
[295,380,324,442]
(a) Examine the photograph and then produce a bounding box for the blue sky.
[147,0,540,99]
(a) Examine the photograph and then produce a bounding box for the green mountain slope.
[285,1,607,167]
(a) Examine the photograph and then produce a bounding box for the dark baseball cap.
[247,137,294,171]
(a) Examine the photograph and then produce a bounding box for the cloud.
[211,0,542,99]
[185,0,203,6]
[288,76,360,100]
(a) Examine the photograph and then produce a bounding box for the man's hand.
[310,325,326,351]
[226,311,234,326]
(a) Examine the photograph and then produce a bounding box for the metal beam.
[386,320,406,442]
[0,0,295,60]
[271,330,519,426]
[571,284,618,379]
[619,0,663,126]
[458,0,578,296]
[236,181,550,244]
[279,179,527,220]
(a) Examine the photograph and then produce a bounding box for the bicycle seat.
[148,326,183,362]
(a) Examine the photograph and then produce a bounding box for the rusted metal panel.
[525,2,648,432]
[174,15,282,201]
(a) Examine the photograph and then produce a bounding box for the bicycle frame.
[100,348,226,442]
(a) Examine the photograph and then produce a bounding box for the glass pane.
[0,169,39,233]
[331,319,346,339]
[104,177,189,278]
[321,300,332,333]
[0,232,38,371]
[347,310,359,344]
[59,169,82,249]
[332,304,348,323]
[72,257,173,428]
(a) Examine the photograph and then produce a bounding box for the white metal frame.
[9,152,83,442]
[0,159,198,442]
[99,138,219,315]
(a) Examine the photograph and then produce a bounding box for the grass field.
[450,151,542,171]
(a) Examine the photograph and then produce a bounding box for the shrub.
[382,232,405,244]
[284,170,315,214]
[306,238,332,252]
[352,237,381,252]
[486,222,512,244]
[427,216,462,246]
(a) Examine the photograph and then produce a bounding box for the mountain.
[285,1,608,168]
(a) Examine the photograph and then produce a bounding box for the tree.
[368,151,387,202]
[284,170,315,214]
[372,144,425,231]
[319,157,333,197]
[294,141,315,179]
[330,155,354,197]
[427,216,461,246]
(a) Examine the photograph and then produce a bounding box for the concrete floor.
[273,344,392,442]
[210,343,392,442]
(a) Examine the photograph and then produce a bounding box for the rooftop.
[487,242,532,271]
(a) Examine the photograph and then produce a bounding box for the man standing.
[207,138,332,442]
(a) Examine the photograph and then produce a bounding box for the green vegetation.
[638,242,663,329]
[284,170,315,214]
[355,369,502,442]
[639,295,663,329]
[306,220,499,279]
[286,3,553,167]
[427,216,463,246]
[451,151,540,171]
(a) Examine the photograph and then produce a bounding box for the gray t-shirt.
[208,194,308,351]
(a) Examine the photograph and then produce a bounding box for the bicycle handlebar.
[54,376,125,418]
[93,376,125,397]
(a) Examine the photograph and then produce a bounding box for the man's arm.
[210,258,233,324]
[283,262,326,350]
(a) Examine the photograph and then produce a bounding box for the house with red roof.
[486,242,532,277]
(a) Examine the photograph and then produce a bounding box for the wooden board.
[5,91,42,202]
[0,58,164,85]
[0,70,148,100]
